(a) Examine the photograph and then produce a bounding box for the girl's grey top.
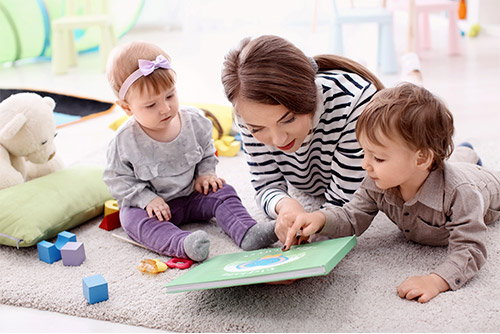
[103,106,217,209]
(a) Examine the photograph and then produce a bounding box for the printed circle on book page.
[224,252,306,272]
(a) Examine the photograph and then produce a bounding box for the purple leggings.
[119,184,256,258]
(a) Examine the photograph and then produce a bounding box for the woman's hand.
[274,198,307,245]
[282,211,326,251]
[195,174,226,194]
[397,273,450,303]
[146,196,172,221]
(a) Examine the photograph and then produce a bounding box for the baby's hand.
[195,174,226,194]
[397,273,450,303]
[146,196,171,222]
[282,211,326,251]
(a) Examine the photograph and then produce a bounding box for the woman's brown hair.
[221,35,384,115]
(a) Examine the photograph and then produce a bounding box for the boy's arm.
[283,211,326,250]
[431,185,488,291]
[318,186,380,238]
[282,186,379,250]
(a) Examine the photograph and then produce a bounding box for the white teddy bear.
[0,92,64,190]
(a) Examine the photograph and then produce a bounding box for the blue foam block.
[83,274,108,304]
[37,240,61,264]
[55,231,77,250]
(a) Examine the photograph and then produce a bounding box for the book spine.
[323,236,357,273]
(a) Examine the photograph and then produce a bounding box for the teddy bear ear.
[0,113,27,140]
[42,96,56,109]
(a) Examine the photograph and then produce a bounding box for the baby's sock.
[183,230,210,262]
[240,221,278,251]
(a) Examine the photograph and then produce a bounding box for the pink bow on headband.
[118,55,173,100]
[138,55,172,76]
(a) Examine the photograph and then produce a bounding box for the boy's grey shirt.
[103,106,217,210]
[320,162,500,290]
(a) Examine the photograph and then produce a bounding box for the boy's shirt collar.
[361,168,445,212]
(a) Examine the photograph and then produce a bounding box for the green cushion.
[0,165,112,247]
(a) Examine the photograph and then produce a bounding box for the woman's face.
[235,98,313,153]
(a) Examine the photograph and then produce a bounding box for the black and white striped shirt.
[238,70,377,219]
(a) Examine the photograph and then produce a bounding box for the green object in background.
[0,0,45,63]
[0,165,113,248]
[0,0,144,65]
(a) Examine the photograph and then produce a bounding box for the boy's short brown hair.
[356,82,454,170]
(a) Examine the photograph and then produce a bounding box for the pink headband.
[118,55,172,100]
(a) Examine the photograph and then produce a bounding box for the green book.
[164,236,356,293]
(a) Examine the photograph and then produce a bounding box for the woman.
[221,35,384,243]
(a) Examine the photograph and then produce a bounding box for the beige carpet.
[1,144,500,332]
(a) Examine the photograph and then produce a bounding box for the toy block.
[61,241,86,266]
[37,240,61,264]
[83,274,108,304]
[99,211,121,231]
[55,231,77,250]
[104,199,119,217]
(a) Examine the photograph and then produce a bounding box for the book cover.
[165,236,357,293]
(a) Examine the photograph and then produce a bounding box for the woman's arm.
[238,124,291,219]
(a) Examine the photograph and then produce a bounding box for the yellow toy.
[214,135,241,157]
[189,103,241,157]
[137,259,167,274]
[468,24,480,38]
[108,114,128,131]
[188,102,233,140]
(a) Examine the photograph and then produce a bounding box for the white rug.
[1,143,500,333]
